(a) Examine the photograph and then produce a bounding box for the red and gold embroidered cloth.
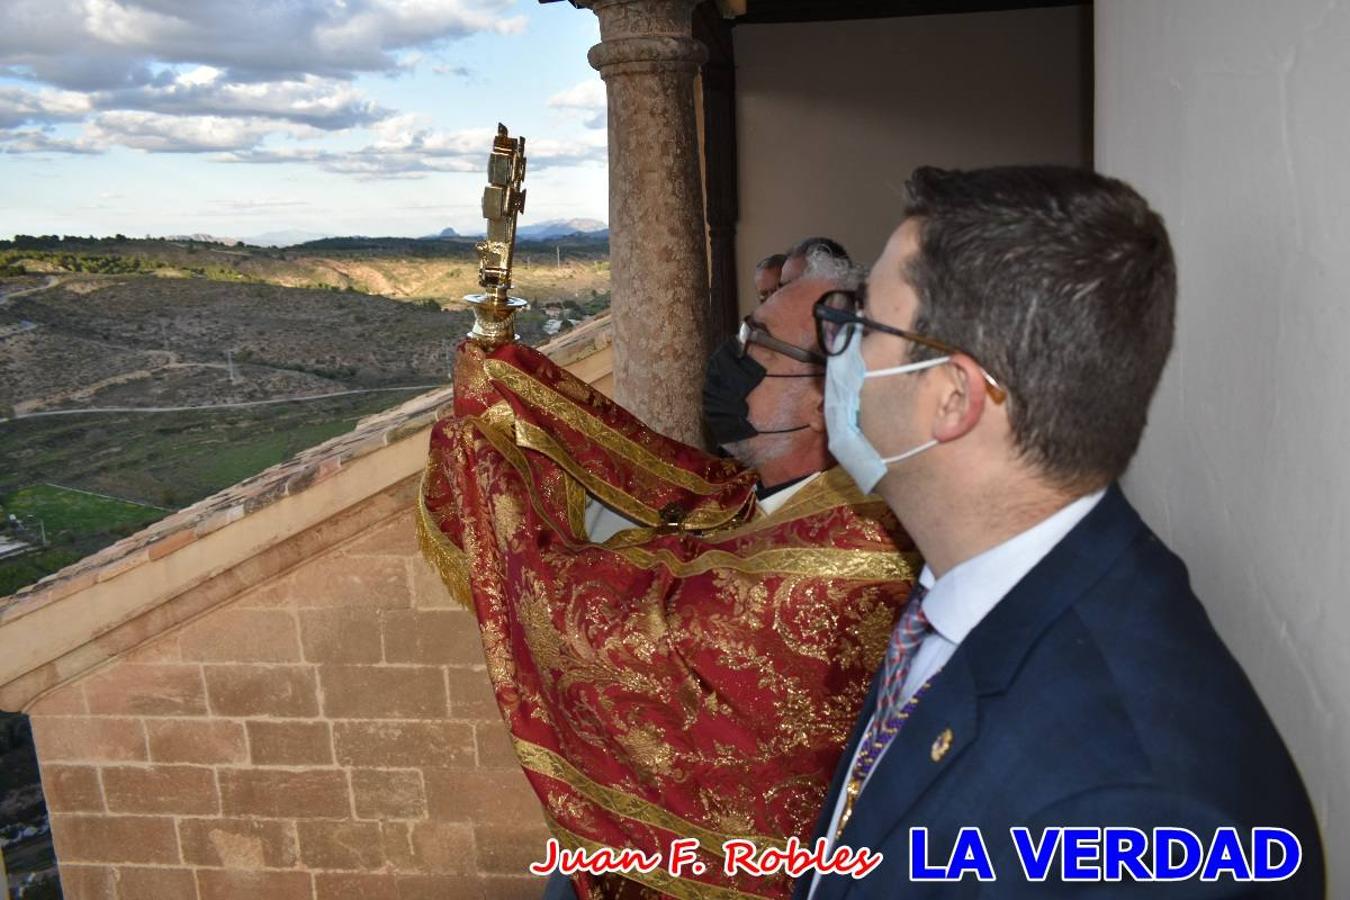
[417,340,918,899]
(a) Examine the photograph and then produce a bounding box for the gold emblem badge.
[930,727,953,762]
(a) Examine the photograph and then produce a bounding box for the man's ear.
[932,355,986,443]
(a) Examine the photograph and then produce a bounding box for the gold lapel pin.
[931,727,953,762]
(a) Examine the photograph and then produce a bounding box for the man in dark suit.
[803,165,1325,897]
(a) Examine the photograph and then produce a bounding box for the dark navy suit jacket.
[796,484,1324,899]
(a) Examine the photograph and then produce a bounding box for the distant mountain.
[516,218,608,239]
[419,227,461,240]
[165,233,242,245]
[245,229,334,248]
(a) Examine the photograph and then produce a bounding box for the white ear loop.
[863,355,951,380]
[865,356,949,465]
[879,438,940,465]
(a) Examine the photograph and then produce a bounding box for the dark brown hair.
[903,165,1177,489]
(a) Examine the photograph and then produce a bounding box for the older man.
[422,261,918,900]
[586,269,856,541]
[803,166,1323,897]
[702,272,848,500]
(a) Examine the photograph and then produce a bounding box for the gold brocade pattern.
[419,341,921,900]
[714,468,889,539]
[516,418,751,532]
[461,405,914,584]
[614,545,918,582]
[517,738,787,853]
[485,358,727,496]
[516,417,664,526]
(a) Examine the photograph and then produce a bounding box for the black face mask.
[702,337,814,446]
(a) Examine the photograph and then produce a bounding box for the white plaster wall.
[1098,0,1349,884]
[733,7,1090,315]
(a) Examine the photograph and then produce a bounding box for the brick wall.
[26,508,550,900]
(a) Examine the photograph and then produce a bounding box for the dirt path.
[0,276,59,306]
[13,352,186,413]
[7,384,443,420]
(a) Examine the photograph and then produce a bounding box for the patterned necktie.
[835,584,932,839]
[873,583,931,729]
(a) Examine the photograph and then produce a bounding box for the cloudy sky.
[0,0,607,240]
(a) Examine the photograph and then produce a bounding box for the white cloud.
[0,0,611,187]
[548,78,606,129]
[93,71,391,130]
[0,0,526,89]
[222,126,606,180]
[0,0,525,160]
[0,85,93,129]
[0,129,98,154]
[431,63,474,78]
[85,110,320,153]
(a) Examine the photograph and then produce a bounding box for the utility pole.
[556,245,561,269]
[442,339,453,379]
[160,320,169,351]
[226,350,237,384]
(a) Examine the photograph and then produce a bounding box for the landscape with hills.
[0,227,612,597]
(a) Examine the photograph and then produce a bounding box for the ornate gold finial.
[464,123,528,347]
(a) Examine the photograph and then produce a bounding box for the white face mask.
[824,323,949,494]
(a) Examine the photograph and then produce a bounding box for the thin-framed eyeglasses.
[737,315,827,367]
[812,289,1008,404]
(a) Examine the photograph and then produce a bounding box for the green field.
[0,234,611,598]
[0,388,433,596]
[4,483,167,534]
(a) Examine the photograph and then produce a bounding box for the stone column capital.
[587,35,706,75]
[575,0,701,40]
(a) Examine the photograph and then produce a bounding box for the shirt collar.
[757,471,820,515]
[919,488,1107,646]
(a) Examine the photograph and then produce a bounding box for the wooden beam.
[694,1,741,344]
[738,0,1083,25]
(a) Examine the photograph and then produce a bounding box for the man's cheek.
[859,377,903,447]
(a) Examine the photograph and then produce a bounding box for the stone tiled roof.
[0,314,613,622]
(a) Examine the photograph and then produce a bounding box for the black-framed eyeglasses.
[813,289,1008,404]
[737,315,827,367]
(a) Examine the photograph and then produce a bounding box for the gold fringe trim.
[415,474,474,611]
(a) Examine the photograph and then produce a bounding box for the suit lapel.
[954,483,1145,696]
[801,484,1149,900]
[830,658,979,900]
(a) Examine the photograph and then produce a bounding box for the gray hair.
[806,253,866,289]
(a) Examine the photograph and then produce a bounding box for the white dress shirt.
[807,488,1106,899]
[755,471,819,516]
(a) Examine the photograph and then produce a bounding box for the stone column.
[579,0,710,445]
